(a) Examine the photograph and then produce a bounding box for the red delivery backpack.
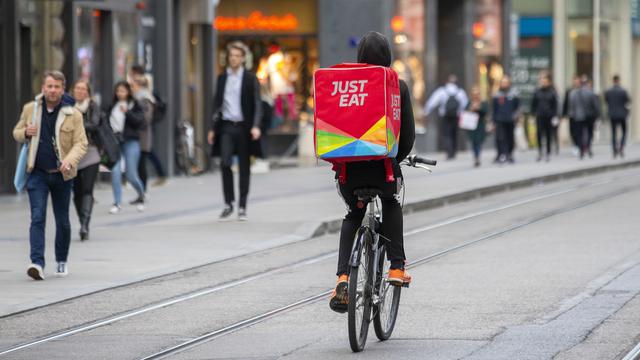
[313,63,401,184]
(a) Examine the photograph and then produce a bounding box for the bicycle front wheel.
[348,229,374,352]
[373,244,402,340]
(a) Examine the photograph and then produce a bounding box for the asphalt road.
[2,167,640,360]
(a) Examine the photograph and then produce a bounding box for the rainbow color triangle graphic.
[315,116,398,159]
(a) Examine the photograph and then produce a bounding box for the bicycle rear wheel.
[373,244,402,341]
[348,229,374,352]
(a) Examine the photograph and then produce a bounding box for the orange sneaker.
[329,274,349,313]
[388,269,411,286]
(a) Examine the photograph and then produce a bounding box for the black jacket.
[81,100,101,146]
[531,86,558,118]
[341,31,416,180]
[103,100,145,141]
[210,69,263,157]
[492,89,520,123]
[604,85,630,120]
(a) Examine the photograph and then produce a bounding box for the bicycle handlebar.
[403,154,437,167]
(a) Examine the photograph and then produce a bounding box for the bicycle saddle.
[353,188,383,201]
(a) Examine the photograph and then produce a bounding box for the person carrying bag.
[14,97,38,192]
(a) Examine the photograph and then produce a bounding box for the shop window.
[113,12,138,81]
[392,0,426,129]
[218,36,318,134]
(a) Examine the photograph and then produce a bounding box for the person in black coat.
[106,81,146,214]
[562,76,582,151]
[531,73,559,162]
[329,31,416,313]
[207,41,262,221]
[492,76,520,164]
[604,75,631,158]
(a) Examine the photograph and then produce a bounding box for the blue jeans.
[26,169,72,268]
[111,140,145,206]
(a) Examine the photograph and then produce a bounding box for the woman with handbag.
[107,81,146,214]
[465,86,489,167]
[71,80,100,240]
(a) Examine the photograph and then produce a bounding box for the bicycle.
[175,120,208,176]
[347,155,436,352]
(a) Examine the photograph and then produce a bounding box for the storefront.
[215,0,319,135]
[74,3,142,105]
[390,0,427,129]
[473,0,505,101]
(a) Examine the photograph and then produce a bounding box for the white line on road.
[0,175,630,357]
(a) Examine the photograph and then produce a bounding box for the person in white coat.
[424,74,468,159]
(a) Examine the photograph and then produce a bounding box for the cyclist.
[330,31,416,313]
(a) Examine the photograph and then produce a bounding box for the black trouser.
[575,119,594,156]
[220,121,251,209]
[569,117,580,147]
[73,163,99,230]
[536,116,553,156]
[336,162,405,276]
[611,118,627,153]
[442,116,458,159]
[148,150,166,177]
[496,122,515,159]
[138,151,149,191]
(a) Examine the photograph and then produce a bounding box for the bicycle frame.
[348,199,384,302]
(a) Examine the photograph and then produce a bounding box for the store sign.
[510,37,552,112]
[214,11,298,32]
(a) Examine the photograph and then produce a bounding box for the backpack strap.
[333,162,347,184]
[384,158,395,183]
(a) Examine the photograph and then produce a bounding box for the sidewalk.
[1,144,639,316]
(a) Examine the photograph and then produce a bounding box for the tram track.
[138,183,639,360]
[0,172,637,359]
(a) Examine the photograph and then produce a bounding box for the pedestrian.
[131,76,155,192]
[492,76,520,164]
[207,41,262,221]
[604,75,630,158]
[562,75,582,155]
[569,75,600,159]
[424,74,468,160]
[106,81,146,213]
[71,79,100,241]
[328,31,416,312]
[128,65,168,186]
[12,70,88,280]
[531,72,559,162]
[465,86,489,167]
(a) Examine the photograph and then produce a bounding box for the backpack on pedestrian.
[313,63,401,183]
[443,90,460,118]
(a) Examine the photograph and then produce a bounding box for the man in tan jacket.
[13,70,87,280]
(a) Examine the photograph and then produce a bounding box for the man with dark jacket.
[492,76,520,164]
[604,75,630,158]
[569,75,600,159]
[562,76,581,152]
[531,73,558,161]
[329,31,416,313]
[207,41,262,221]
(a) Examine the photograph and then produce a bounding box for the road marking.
[0,175,633,358]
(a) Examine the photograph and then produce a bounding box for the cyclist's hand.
[251,127,261,140]
[207,130,215,145]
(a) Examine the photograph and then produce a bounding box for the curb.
[310,159,640,238]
